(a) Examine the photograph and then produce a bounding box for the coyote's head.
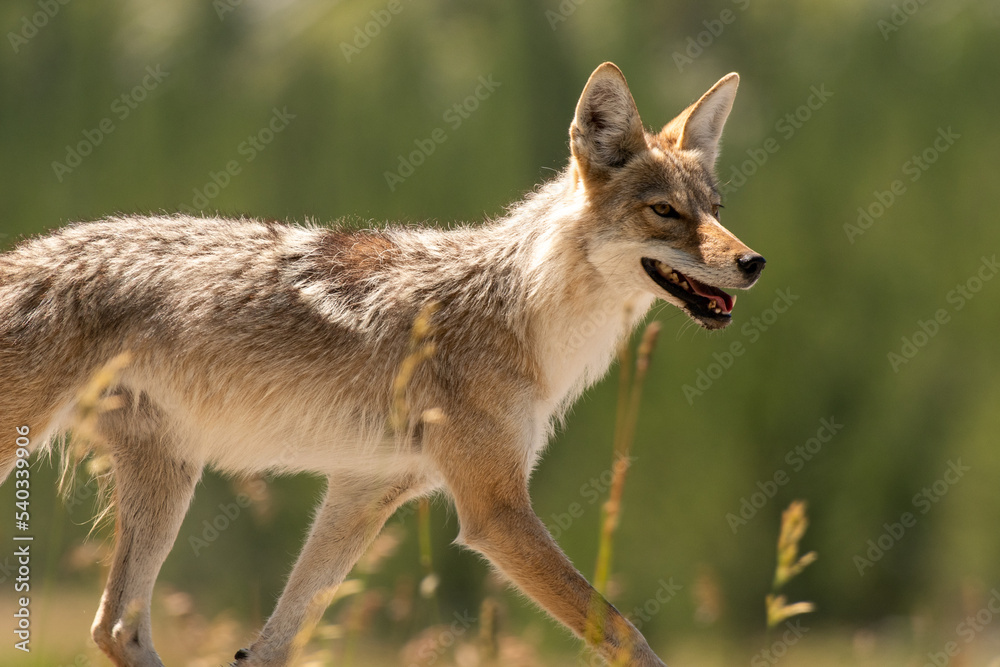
[570,63,765,330]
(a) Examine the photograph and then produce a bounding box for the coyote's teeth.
[655,262,682,285]
[679,281,689,290]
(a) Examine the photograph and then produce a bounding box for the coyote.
[0,63,763,666]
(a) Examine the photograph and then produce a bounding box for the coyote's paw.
[92,616,165,667]
[231,647,288,666]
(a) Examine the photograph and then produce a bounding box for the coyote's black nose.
[737,253,766,279]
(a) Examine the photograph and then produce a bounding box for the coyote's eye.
[650,203,680,219]
[712,204,723,220]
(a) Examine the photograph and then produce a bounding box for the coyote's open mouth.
[641,258,734,326]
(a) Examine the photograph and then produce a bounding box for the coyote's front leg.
[432,412,667,667]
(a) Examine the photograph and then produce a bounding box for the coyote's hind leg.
[90,392,201,667]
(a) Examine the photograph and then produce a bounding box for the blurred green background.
[2,0,1000,665]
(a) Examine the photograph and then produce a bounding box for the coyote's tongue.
[686,275,735,314]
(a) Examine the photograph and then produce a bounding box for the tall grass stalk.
[63,351,132,534]
[416,496,442,623]
[338,302,444,661]
[390,302,439,433]
[593,321,661,595]
[584,321,660,664]
[392,303,443,624]
[766,500,817,631]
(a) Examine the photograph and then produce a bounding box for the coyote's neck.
[490,172,654,415]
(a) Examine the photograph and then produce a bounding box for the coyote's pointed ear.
[661,73,739,170]
[570,63,646,180]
